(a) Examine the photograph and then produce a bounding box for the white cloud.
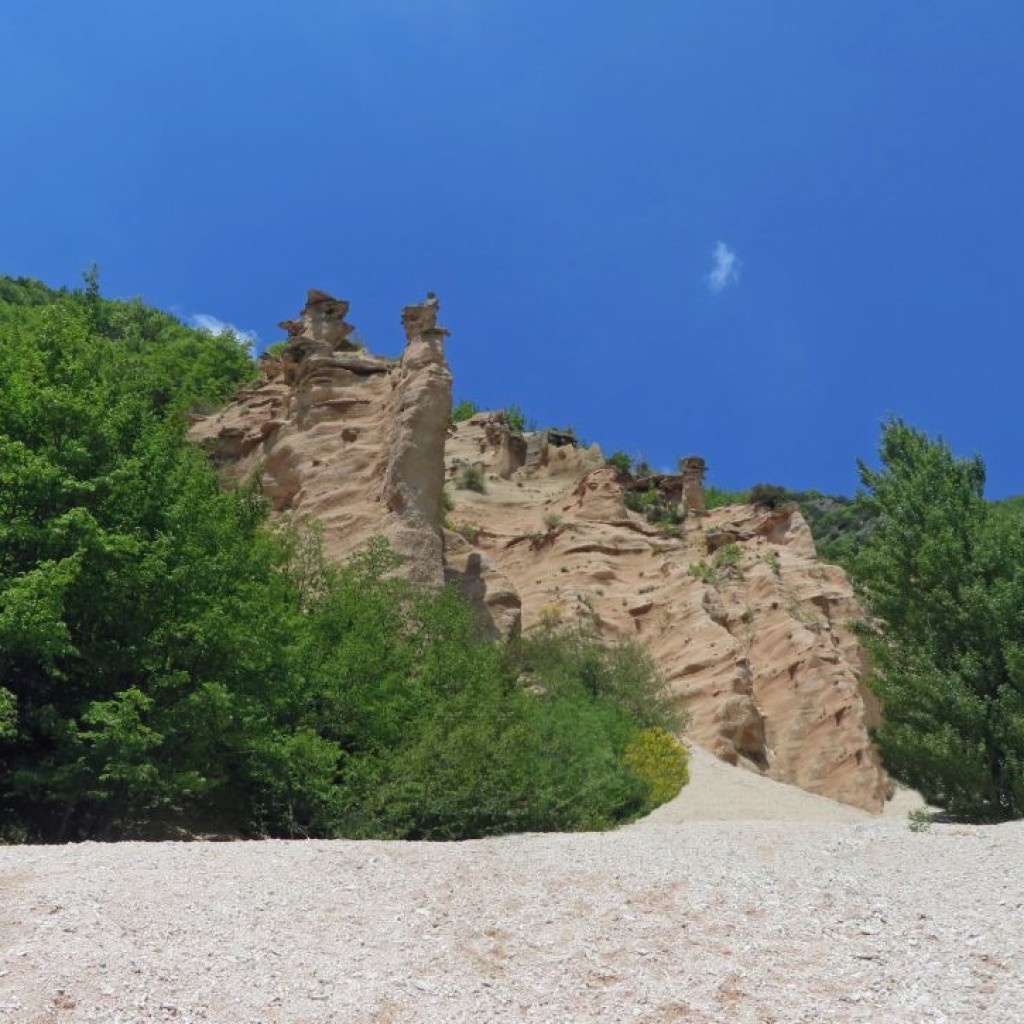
[706,241,740,293]
[189,313,259,350]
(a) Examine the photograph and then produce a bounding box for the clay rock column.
[679,455,708,516]
[381,294,453,588]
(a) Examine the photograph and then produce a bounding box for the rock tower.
[679,455,708,515]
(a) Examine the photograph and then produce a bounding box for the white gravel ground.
[2,756,1022,1023]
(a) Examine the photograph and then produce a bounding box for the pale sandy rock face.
[380,297,453,587]
[190,289,450,588]
[442,529,523,639]
[443,417,888,812]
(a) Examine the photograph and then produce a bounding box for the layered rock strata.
[444,416,888,812]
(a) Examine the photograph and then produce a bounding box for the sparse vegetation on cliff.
[502,404,527,433]
[455,464,487,493]
[451,399,478,423]
[704,482,877,564]
[624,483,682,531]
[748,483,789,509]
[452,520,480,544]
[605,451,633,476]
[705,485,749,509]
[713,542,743,571]
[687,561,718,586]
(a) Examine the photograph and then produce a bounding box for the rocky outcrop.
[190,289,450,588]
[443,416,889,812]
[193,289,888,812]
[679,455,708,516]
[380,295,452,586]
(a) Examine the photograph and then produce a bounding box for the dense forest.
[0,275,687,843]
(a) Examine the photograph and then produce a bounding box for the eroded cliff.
[445,414,888,812]
[194,290,888,812]
[191,289,450,587]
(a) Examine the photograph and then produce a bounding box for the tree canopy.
[850,418,1024,821]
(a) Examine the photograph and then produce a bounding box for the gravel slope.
[2,760,1022,1023]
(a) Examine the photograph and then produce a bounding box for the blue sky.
[2,2,1022,495]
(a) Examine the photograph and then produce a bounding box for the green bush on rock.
[456,465,487,493]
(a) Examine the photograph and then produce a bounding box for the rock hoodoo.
[680,455,708,516]
[195,288,890,813]
[278,288,360,352]
[191,288,451,587]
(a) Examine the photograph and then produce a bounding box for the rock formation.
[194,288,889,812]
[443,416,889,812]
[679,455,708,516]
[191,289,451,588]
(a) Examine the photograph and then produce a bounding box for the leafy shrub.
[453,521,480,544]
[705,485,749,509]
[510,626,680,733]
[749,483,789,509]
[0,689,16,744]
[337,603,683,838]
[624,484,682,529]
[543,512,562,531]
[620,728,690,808]
[791,491,877,565]
[264,340,287,357]
[606,451,633,476]
[624,486,654,516]
[503,404,526,433]
[762,549,781,575]
[455,465,487,493]
[451,399,478,423]
[0,274,69,307]
[713,542,742,570]
[687,561,718,585]
[907,808,934,833]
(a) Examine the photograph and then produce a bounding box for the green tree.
[851,418,1024,820]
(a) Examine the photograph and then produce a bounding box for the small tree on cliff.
[850,418,1024,821]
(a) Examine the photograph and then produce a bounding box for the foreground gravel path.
[2,815,1022,1024]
